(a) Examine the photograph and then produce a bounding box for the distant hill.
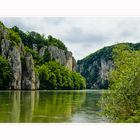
[77,42,140,89]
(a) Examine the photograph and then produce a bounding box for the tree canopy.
[11,26,67,51]
[99,44,140,122]
[38,61,86,90]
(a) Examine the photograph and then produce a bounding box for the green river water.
[0,90,107,123]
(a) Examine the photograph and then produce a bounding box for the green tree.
[99,44,140,122]
[38,64,49,89]
[38,61,86,90]
[11,26,29,46]
[47,35,67,51]
[0,56,12,89]
[11,26,67,51]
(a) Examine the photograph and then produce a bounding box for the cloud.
[1,17,140,60]
[63,27,108,43]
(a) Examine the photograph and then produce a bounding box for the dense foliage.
[38,61,86,90]
[7,29,21,46]
[99,44,140,122]
[0,56,12,89]
[11,26,67,51]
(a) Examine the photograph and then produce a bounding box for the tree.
[47,35,67,51]
[0,56,12,89]
[38,64,49,89]
[38,61,86,90]
[99,44,140,122]
[11,26,67,51]
[11,26,28,46]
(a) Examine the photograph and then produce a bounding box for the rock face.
[0,24,40,90]
[1,39,22,89]
[77,58,114,89]
[39,45,77,71]
[100,59,113,82]
[77,46,114,89]
[72,57,77,71]
[21,53,38,90]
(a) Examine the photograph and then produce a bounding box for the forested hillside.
[0,21,86,90]
[77,42,140,89]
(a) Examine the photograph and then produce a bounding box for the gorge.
[1,20,140,90]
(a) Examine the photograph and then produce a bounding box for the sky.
[1,17,140,60]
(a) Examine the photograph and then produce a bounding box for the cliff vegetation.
[0,21,86,90]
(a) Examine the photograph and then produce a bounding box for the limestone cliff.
[1,39,22,89]
[0,21,77,89]
[21,53,39,90]
[39,45,76,71]
[77,46,114,89]
[0,23,39,89]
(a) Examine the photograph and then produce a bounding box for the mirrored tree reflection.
[0,90,86,122]
[0,91,12,122]
[10,91,21,122]
[20,91,36,122]
[33,91,86,122]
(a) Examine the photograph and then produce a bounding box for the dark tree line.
[11,26,67,51]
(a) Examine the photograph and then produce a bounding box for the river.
[0,90,107,123]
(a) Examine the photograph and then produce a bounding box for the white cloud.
[1,17,140,60]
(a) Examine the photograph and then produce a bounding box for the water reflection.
[0,90,86,122]
[71,90,105,123]
[33,91,86,122]
[10,91,21,122]
[20,91,36,122]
